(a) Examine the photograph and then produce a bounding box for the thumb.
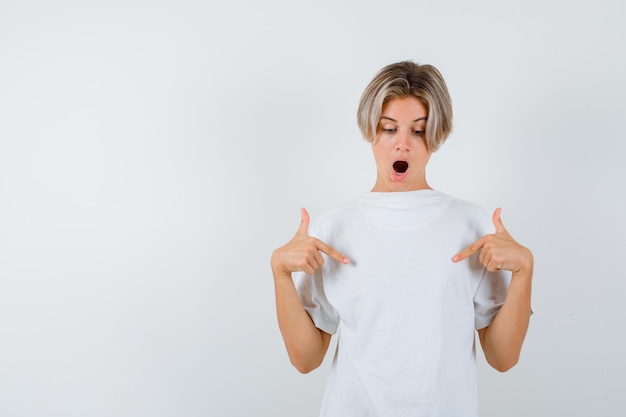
[492,208,507,234]
[296,207,311,235]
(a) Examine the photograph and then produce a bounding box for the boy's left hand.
[452,208,533,274]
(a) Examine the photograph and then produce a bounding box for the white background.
[1,1,625,416]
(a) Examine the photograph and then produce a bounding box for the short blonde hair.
[357,61,453,152]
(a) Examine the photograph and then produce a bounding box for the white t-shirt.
[294,190,509,417]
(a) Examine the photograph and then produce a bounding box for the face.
[371,96,432,192]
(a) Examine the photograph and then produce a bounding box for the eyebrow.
[380,116,428,122]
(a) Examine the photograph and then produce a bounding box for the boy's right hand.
[271,208,350,276]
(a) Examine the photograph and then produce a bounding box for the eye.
[413,130,425,136]
[379,126,396,133]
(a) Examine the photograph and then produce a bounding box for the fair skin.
[371,96,432,192]
[271,96,532,373]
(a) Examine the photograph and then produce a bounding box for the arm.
[271,208,349,374]
[477,266,532,372]
[453,208,533,372]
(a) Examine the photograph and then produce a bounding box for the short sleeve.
[294,267,340,335]
[473,268,509,330]
[471,207,511,330]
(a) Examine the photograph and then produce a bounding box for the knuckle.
[305,245,318,256]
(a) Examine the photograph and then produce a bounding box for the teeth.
[393,161,409,173]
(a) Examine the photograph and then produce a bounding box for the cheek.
[418,153,432,168]
[372,145,392,165]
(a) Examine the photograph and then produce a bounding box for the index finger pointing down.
[316,239,350,264]
[452,237,484,263]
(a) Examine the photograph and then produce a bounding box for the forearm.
[480,268,532,372]
[273,270,330,374]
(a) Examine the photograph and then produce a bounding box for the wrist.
[512,264,533,280]
[512,248,534,277]
[271,257,292,281]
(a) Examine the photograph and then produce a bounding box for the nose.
[394,130,411,151]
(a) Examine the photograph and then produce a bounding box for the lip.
[391,159,409,181]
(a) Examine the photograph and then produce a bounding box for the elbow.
[293,363,317,374]
[283,331,330,374]
[481,335,523,373]
[488,355,519,373]
[290,356,322,374]
[492,361,517,373]
[288,347,323,374]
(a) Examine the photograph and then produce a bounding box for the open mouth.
[393,160,409,174]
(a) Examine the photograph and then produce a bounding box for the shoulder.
[445,193,488,217]
[438,192,493,234]
[308,199,361,238]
